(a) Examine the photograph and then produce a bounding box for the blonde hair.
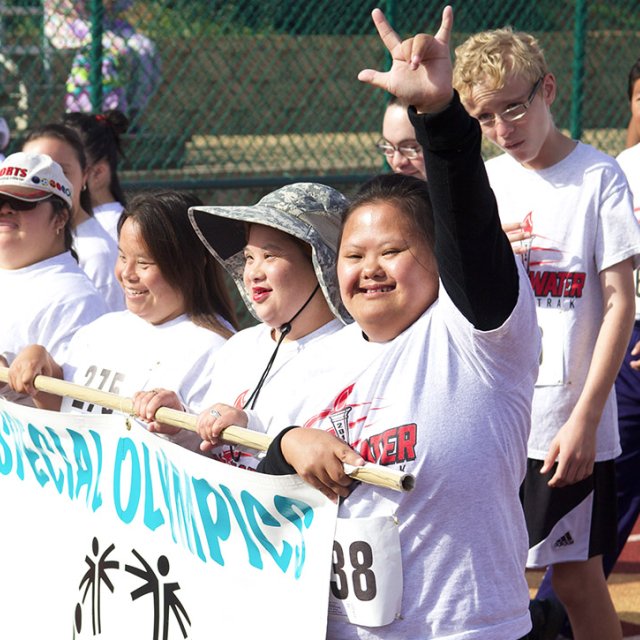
[453,27,548,101]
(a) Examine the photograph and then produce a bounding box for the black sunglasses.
[0,195,51,211]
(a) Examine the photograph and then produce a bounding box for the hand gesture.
[358,6,454,113]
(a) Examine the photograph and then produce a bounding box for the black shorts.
[519,458,617,568]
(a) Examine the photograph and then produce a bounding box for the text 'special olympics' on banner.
[0,399,338,639]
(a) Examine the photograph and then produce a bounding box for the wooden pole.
[0,368,414,492]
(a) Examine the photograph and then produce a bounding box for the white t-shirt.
[61,311,228,416]
[74,215,124,312]
[201,319,345,468]
[287,262,539,640]
[487,142,640,461]
[92,201,124,243]
[0,251,108,403]
[616,143,640,319]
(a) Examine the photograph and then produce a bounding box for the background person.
[377,95,426,180]
[63,109,130,242]
[0,151,107,405]
[23,123,123,311]
[7,191,237,451]
[44,0,161,120]
[454,24,640,640]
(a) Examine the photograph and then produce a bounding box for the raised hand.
[358,6,454,113]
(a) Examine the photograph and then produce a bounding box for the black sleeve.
[408,91,519,331]
[256,426,298,475]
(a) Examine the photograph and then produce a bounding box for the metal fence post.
[570,0,587,141]
[89,0,104,112]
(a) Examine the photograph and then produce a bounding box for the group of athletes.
[2,7,640,640]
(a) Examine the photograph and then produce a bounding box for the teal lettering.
[45,428,74,499]
[193,477,231,566]
[242,491,292,574]
[171,467,204,561]
[113,437,141,523]
[88,431,103,511]
[25,424,53,489]
[156,451,176,538]
[274,496,315,579]
[220,484,263,570]
[70,429,94,505]
[142,443,164,531]
[0,412,14,475]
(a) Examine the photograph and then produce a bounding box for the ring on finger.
[210,409,222,419]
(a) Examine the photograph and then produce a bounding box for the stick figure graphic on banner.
[75,537,120,636]
[125,549,191,640]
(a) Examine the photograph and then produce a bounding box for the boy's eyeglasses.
[0,195,51,211]
[375,139,423,159]
[476,76,545,128]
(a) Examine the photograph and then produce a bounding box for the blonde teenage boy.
[454,28,640,640]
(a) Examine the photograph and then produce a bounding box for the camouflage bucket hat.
[188,182,351,324]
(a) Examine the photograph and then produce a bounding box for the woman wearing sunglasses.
[0,152,108,404]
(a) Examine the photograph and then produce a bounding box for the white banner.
[0,399,338,640]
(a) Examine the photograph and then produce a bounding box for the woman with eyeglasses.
[377,95,426,181]
[0,152,108,405]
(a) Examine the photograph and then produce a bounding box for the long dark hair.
[62,110,129,205]
[118,191,238,335]
[24,124,93,215]
[342,173,435,251]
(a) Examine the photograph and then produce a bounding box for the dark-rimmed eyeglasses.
[375,139,423,159]
[476,76,545,128]
[0,195,51,211]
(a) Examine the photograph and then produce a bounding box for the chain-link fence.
[1,0,639,201]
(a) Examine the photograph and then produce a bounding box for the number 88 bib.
[328,515,402,627]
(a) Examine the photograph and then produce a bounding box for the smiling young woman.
[338,183,438,342]
[241,224,333,339]
[7,191,237,451]
[129,183,353,466]
[0,152,107,405]
[254,8,542,639]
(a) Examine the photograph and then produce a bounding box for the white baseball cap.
[0,152,73,208]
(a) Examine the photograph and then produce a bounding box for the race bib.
[536,308,565,387]
[328,515,402,627]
